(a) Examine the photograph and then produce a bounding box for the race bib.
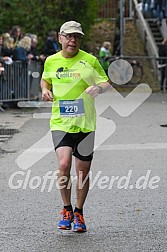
[59,99,85,117]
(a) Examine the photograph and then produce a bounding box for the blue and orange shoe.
[73,212,87,232]
[57,208,74,230]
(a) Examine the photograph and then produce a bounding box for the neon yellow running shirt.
[42,49,108,133]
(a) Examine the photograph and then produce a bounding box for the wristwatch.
[97,85,103,94]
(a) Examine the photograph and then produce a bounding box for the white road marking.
[96,143,167,150]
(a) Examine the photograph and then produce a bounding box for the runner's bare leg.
[75,158,91,209]
[56,146,72,206]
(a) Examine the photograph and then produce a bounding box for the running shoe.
[57,208,74,230]
[73,212,87,232]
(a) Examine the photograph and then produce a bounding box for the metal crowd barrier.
[0,56,165,103]
[0,60,41,102]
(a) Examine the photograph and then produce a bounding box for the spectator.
[13,36,32,98]
[142,0,152,17]
[0,35,13,109]
[0,34,13,66]
[27,35,45,99]
[164,0,167,18]
[10,25,22,46]
[159,38,167,92]
[13,35,31,61]
[152,0,164,25]
[0,34,3,55]
[1,34,14,58]
[44,31,59,56]
[28,35,46,62]
[99,41,112,75]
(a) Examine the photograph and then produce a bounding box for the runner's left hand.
[85,85,99,97]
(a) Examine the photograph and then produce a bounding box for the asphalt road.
[0,90,167,252]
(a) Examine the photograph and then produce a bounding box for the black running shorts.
[51,130,95,161]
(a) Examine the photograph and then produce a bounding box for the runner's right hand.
[42,88,53,101]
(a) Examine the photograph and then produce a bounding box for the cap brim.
[62,29,84,35]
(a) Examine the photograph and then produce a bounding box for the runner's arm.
[40,78,53,101]
[97,81,111,93]
[85,81,111,97]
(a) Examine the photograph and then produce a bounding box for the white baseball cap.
[60,21,84,35]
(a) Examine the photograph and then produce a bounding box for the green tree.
[0,0,107,51]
